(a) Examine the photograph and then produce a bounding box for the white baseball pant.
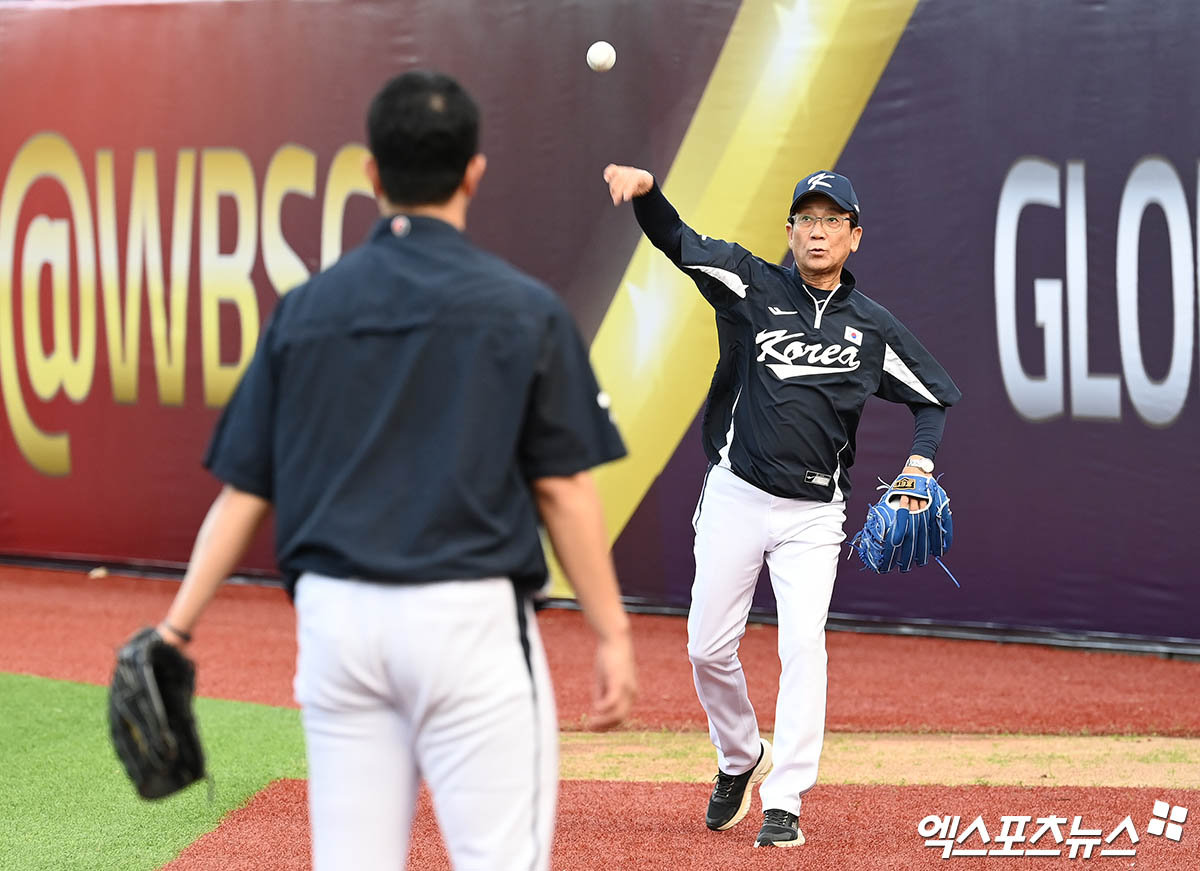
[687,464,846,817]
[293,574,557,871]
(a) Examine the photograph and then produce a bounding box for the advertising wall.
[1,0,1196,642]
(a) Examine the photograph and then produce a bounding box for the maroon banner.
[3,0,1199,644]
[0,0,734,571]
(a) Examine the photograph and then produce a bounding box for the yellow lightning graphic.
[548,0,920,597]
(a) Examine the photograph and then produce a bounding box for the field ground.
[2,566,1198,869]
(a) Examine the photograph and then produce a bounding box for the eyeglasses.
[788,214,855,232]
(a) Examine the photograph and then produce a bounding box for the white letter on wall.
[1115,158,1193,427]
[995,158,1064,421]
[1065,161,1120,419]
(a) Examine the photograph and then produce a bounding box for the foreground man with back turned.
[605,163,959,847]
[149,71,637,871]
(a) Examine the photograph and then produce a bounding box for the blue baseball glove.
[849,474,957,584]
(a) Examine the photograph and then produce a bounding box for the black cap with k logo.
[790,171,860,221]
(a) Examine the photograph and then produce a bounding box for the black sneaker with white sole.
[754,808,804,847]
[704,739,773,831]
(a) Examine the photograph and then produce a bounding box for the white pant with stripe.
[294,574,557,871]
[688,464,846,817]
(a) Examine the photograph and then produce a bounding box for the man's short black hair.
[367,70,480,207]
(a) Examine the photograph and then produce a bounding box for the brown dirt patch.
[0,566,298,706]
[566,613,1200,735]
[8,566,1200,869]
[164,778,310,870]
[560,731,1200,788]
[4,566,1200,736]
[160,779,1200,870]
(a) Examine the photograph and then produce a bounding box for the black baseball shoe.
[704,739,773,831]
[754,808,805,847]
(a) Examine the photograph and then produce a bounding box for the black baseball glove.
[108,627,206,799]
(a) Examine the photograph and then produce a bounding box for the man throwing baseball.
[604,164,959,847]
[146,71,637,871]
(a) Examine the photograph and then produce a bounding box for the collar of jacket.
[791,263,857,303]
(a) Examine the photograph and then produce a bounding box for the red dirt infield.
[3,565,1199,735]
[165,779,1199,870]
[7,565,1200,869]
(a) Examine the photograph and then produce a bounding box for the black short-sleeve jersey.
[205,215,625,594]
[634,184,960,502]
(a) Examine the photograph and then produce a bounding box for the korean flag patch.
[844,325,862,346]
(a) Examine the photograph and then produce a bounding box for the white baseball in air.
[587,40,616,72]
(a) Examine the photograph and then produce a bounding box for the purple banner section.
[828,0,1200,641]
[615,0,1200,641]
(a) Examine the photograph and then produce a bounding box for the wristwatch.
[906,455,934,474]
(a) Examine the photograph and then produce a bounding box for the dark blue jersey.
[634,185,960,502]
[205,215,625,595]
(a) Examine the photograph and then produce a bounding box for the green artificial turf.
[0,673,306,871]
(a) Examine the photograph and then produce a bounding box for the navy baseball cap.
[789,171,860,221]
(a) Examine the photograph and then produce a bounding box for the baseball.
[587,40,616,72]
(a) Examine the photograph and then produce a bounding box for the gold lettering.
[95,150,138,402]
[1,138,374,475]
[0,132,96,476]
[96,149,195,406]
[23,218,67,398]
[199,149,259,407]
[262,144,315,296]
[155,150,196,406]
[320,144,372,268]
